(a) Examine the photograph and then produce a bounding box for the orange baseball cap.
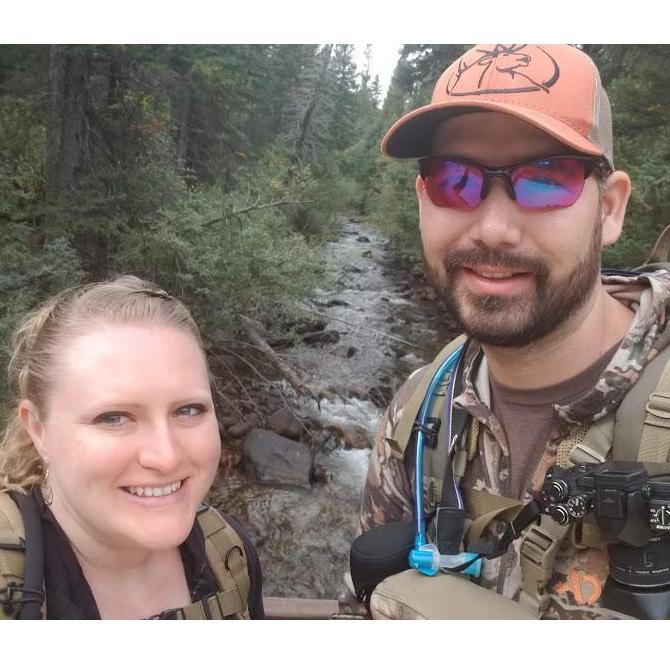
[382,44,613,167]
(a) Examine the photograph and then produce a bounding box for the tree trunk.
[176,76,193,166]
[45,45,89,204]
[293,44,332,165]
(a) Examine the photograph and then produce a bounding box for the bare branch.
[203,198,313,227]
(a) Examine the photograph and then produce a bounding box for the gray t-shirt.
[489,343,620,498]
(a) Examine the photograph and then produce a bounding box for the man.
[359,44,670,619]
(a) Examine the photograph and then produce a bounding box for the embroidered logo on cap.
[446,44,560,96]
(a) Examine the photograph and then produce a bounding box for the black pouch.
[349,520,415,604]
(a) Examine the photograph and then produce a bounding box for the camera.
[538,461,670,619]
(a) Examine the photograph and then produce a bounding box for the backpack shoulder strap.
[568,344,670,466]
[633,345,670,462]
[0,491,27,619]
[177,503,251,620]
[391,334,467,459]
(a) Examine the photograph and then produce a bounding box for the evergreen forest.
[1,44,669,411]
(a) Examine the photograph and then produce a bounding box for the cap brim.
[381,99,604,160]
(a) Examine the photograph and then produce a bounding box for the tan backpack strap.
[463,488,526,546]
[196,505,250,619]
[517,516,570,615]
[643,224,670,266]
[613,344,670,462]
[638,354,670,462]
[0,492,27,620]
[391,335,467,457]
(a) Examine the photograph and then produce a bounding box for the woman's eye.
[175,404,205,418]
[94,413,129,427]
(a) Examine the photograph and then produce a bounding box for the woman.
[0,276,263,619]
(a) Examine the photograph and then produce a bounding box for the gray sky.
[354,44,403,98]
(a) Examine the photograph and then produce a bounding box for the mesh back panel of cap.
[587,67,614,166]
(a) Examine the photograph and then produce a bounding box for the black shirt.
[34,491,264,619]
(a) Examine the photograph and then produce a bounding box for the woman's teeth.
[125,481,181,497]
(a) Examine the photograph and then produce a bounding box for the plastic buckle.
[413,417,442,450]
[0,581,45,618]
[1,582,24,617]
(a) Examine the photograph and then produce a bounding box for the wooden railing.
[263,596,368,620]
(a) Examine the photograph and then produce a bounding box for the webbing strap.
[464,489,528,547]
[643,224,670,266]
[197,505,250,620]
[390,335,467,458]
[175,589,245,620]
[639,360,670,462]
[518,516,570,615]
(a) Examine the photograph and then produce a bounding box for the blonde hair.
[0,275,207,493]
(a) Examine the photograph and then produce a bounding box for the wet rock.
[317,429,344,453]
[311,462,331,484]
[242,429,312,489]
[356,235,370,243]
[219,414,240,428]
[361,250,372,258]
[267,408,303,440]
[302,329,341,345]
[344,264,363,274]
[341,424,372,450]
[267,335,294,348]
[346,346,357,358]
[399,353,425,370]
[227,413,262,438]
[325,298,350,308]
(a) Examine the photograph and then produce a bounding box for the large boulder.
[242,428,312,489]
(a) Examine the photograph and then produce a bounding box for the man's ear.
[601,170,632,247]
[18,399,48,461]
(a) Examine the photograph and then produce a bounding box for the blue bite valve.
[409,544,482,578]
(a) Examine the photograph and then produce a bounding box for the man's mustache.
[443,248,549,277]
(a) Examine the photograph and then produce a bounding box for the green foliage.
[0,43,381,381]
[369,158,422,263]
[574,46,670,268]
[114,184,324,334]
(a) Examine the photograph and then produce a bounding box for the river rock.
[361,250,372,258]
[302,329,340,345]
[325,298,350,307]
[242,428,312,489]
[267,408,303,440]
[219,414,240,428]
[341,424,372,450]
[227,413,262,438]
[356,235,370,243]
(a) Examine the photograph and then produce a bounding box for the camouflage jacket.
[360,270,670,619]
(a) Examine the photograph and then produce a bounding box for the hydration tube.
[409,343,482,578]
[413,345,464,547]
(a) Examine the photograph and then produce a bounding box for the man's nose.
[467,180,523,249]
[137,420,181,472]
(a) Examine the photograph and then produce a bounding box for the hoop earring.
[42,466,53,506]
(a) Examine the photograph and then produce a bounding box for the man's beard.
[425,220,603,348]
